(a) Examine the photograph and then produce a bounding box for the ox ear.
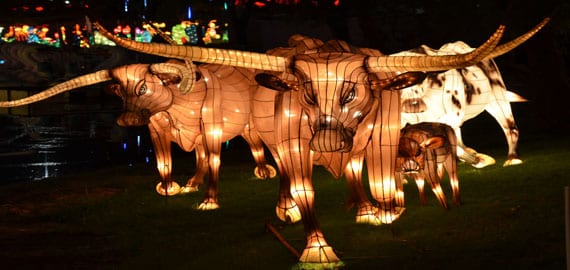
[105,83,121,96]
[371,71,426,91]
[155,72,182,86]
[156,71,201,84]
[255,73,296,92]
[420,136,445,149]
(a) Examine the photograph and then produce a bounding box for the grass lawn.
[1,131,568,269]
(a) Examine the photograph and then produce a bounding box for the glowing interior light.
[353,111,362,119]
[210,128,222,137]
[136,135,141,147]
[212,155,221,167]
[284,109,296,118]
[395,190,404,205]
[187,6,192,19]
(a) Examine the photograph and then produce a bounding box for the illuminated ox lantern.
[395,122,460,209]
[0,62,276,210]
[93,20,544,267]
[392,18,549,168]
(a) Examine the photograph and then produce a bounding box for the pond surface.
[0,107,154,185]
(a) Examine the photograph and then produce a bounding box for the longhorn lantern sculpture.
[0,61,277,209]
[2,17,547,267]
[92,18,548,267]
[392,18,549,168]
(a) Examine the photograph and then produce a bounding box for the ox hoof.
[179,185,199,194]
[503,158,523,167]
[378,207,406,224]
[155,182,181,196]
[276,205,302,223]
[197,199,219,210]
[296,246,343,268]
[356,214,382,226]
[355,204,380,225]
[471,153,496,168]
[254,164,277,179]
[293,261,345,270]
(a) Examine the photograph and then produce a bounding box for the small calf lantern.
[396,122,460,209]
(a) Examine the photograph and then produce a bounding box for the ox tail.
[0,70,112,107]
[506,90,528,102]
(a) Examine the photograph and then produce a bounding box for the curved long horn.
[0,70,112,107]
[93,22,288,72]
[486,17,550,59]
[366,25,505,72]
[150,62,195,94]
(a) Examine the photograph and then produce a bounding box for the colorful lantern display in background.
[89,19,548,267]
[171,21,200,45]
[0,19,227,48]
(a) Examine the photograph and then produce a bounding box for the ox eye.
[415,149,422,157]
[342,88,356,105]
[136,82,148,96]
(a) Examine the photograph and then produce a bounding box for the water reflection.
[0,89,154,184]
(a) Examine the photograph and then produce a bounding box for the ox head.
[255,53,426,152]
[397,134,445,175]
[108,62,193,126]
[0,62,197,127]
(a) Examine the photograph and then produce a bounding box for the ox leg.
[344,154,378,224]
[424,151,449,209]
[197,134,222,210]
[367,90,405,224]
[485,103,522,166]
[413,173,428,206]
[454,128,496,168]
[275,92,341,266]
[148,123,180,196]
[241,124,277,179]
[180,140,207,194]
[273,154,301,223]
[395,171,406,207]
[453,128,476,163]
[443,155,461,206]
